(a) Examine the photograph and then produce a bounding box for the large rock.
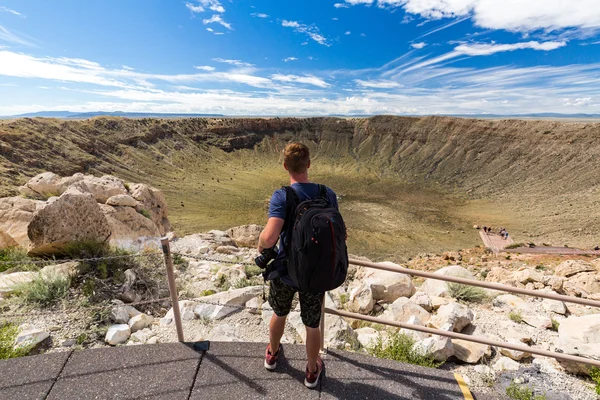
[495,320,534,344]
[419,266,475,298]
[493,356,521,372]
[128,313,154,333]
[160,300,198,325]
[500,339,532,361]
[14,328,50,350]
[193,286,262,320]
[18,172,63,199]
[512,268,544,284]
[106,194,138,207]
[105,324,131,345]
[414,335,454,362]
[347,281,374,314]
[410,291,433,312]
[357,262,416,303]
[492,294,530,312]
[355,327,384,348]
[485,267,513,283]
[226,225,263,247]
[557,314,600,374]
[429,303,474,333]
[170,234,212,256]
[0,196,46,248]
[555,260,596,277]
[0,271,36,294]
[99,204,161,251]
[452,338,492,364]
[0,230,18,249]
[73,175,128,203]
[382,297,431,326]
[562,272,600,298]
[27,192,111,255]
[129,183,171,235]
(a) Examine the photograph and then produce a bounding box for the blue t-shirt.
[268,182,339,286]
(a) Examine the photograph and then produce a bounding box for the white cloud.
[0,6,24,17]
[346,0,374,4]
[380,0,600,33]
[251,13,269,18]
[206,28,214,32]
[283,57,299,62]
[0,25,33,46]
[281,20,330,46]
[203,15,233,30]
[271,74,330,88]
[122,65,134,71]
[209,5,225,12]
[411,42,427,49]
[185,3,204,13]
[334,3,349,8]
[212,58,254,67]
[355,79,402,88]
[332,17,339,21]
[345,31,351,35]
[195,65,216,71]
[360,33,366,37]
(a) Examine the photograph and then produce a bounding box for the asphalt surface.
[0,342,474,399]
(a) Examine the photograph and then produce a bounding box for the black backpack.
[282,185,348,293]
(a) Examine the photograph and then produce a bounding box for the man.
[257,142,339,389]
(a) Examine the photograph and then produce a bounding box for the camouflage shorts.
[268,278,323,328]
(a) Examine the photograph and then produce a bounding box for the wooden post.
[161,237,184,342]
[319,293,326,354]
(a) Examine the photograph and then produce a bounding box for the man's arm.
[258,217,285,253]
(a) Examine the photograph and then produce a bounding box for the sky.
[0,0,600,116]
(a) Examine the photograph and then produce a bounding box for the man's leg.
[269,313,287,354]
[305,326,321,373]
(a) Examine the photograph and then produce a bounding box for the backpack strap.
[282,186,299,242]
[318,184,327,200]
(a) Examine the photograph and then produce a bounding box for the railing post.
[319,293,326,354]
[161,237,184,342]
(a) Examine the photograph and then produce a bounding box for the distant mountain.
[2,111,225,119]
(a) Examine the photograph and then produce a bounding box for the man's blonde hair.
[283,142,310,174]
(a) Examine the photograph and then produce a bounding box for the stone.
[429,302,474,332]
[557,314,600,374]
[485,267,513,283]
[347,281,374,314]
[18,172,63,199]
[121,290,142,303]
[130,328,155,344]
[399,315,430,341]
[99,204,161,252]
[14,328,49,350]
[110,306,131,324]
[170,234,213,257]
[40,261,78,279]
[414,335,454,362]
[382,297,431,325]
[542,298,567,315]
[105,324,131,345]
[215,245,240,255]
[410,291,433,312]
[355,327,384,349]
[194,286,262,320]
[261,301,273,325]
[500,339,532,361]
[562,272,600,298]
[245,297,262,314]
[543,276,565,292]
[215,265,246,284]
[75,175,128,203]
[129,183,171,235]
[226,225,263,247]
[474,365,495,378]
[555,260,596,277]
[495,320,534,344]
[160,300,198,325]
[0,196,46,248]
[430,296,455,310]
[62,339,76,347]
[0,230,18,249]
[27,192,111,256]
[146,337,159,345]
[357,262,416,302]
[492,294,531,312]
[452,338,492,364]
[0,271,36,294]
[512,268,544,284]
[419,265,475,298]
[521,314,553,329]
[493,356,521,372]
[128,314,154,333]
[106,194,138,207]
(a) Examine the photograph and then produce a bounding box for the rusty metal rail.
[317,257,600,369]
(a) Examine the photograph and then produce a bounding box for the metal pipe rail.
[348,258,600,309]
[324,308,600,368]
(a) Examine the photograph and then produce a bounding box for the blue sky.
[0,0,599,116]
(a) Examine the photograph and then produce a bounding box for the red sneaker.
[304,357,324,389]
[264,344,281,371]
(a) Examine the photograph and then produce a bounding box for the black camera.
[255,246,278,269]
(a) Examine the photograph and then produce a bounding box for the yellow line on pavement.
[454,373,474,400]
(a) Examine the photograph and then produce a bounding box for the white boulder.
[429,302,474,333]
[419,266,475,298]
[414,335,454,362]
[14,328,50,350]
[347,281,374,314]
[105,324,131,345]
[557,314,600,374]
[493,356,521,372]
[128,314,154,333]
[382,297,431,326]
[358,263,416,303]
[106,194,138,207]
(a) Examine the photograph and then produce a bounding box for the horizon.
[0,1,599,116]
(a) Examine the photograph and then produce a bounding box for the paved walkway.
[479,231,513,254]
[0,342,477,400]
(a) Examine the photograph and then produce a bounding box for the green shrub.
[339,293,349,307]
[173,253,189,270]
[14,272,71,307]
[446,282,487,303]
[0,247,36,273]
[590,367,600,395]
[550,318,560,332]
[244,265,263,278]
[509,311,523,324]
[505,243,525,250]
[0,323,31,360]
[139,209,151,219]
[368,331,442,368]
[199,289,217,297]
[65,241,132,281]
[506,382,546,400]
[231,277,262,289]
[215,274,230,291]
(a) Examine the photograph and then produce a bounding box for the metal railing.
[317,258,600,369]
